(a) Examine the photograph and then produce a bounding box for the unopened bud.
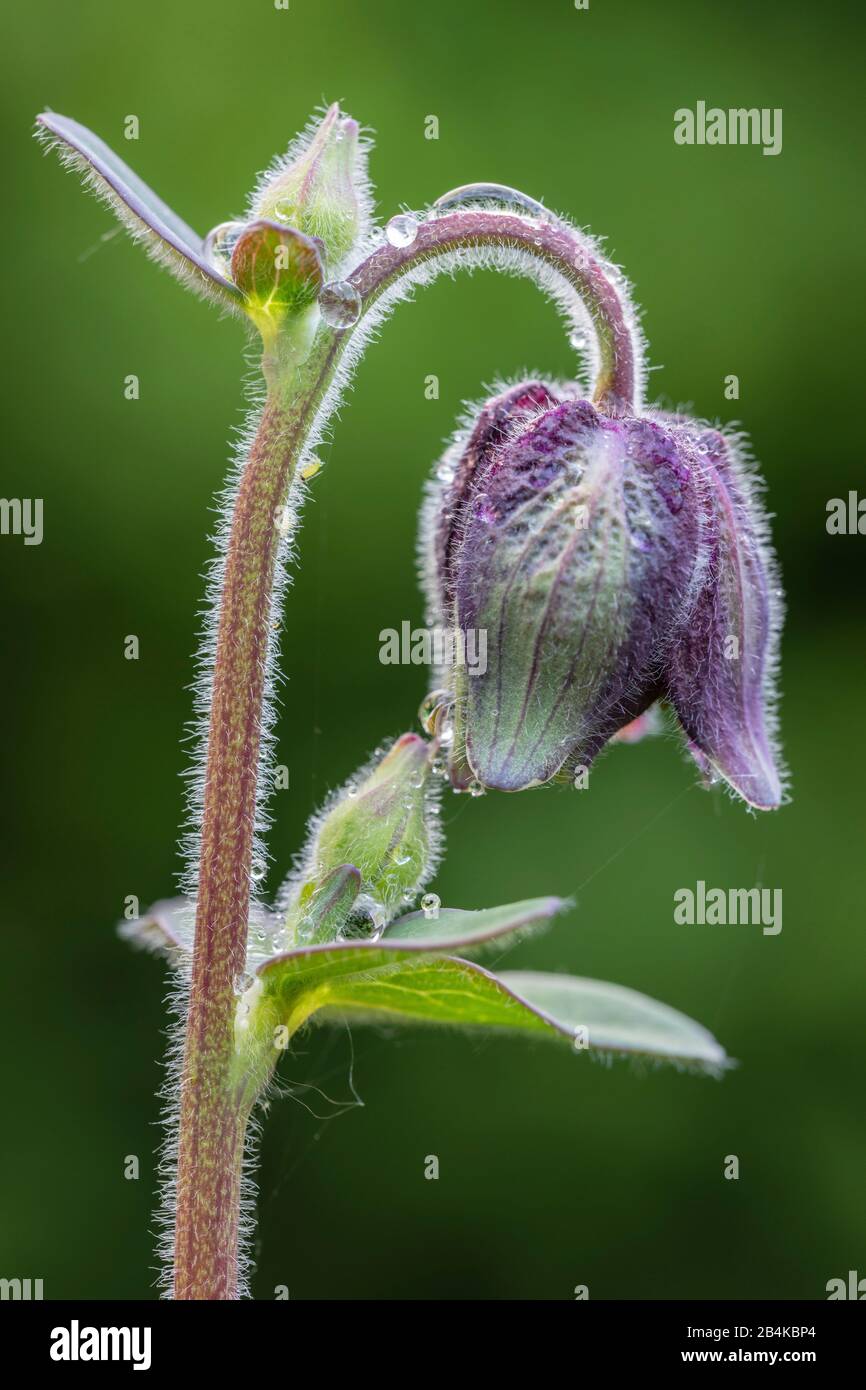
[422,382,784,810]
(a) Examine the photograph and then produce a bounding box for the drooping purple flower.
[421,382,784,810]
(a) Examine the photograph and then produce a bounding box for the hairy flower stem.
[173,341,333,1301]
[172,207,635,1300]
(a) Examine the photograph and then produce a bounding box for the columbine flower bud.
[299,734,441,930]
[422,383,784,810]
[253,103,365,277]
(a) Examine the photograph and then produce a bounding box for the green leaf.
[259,895,563,990]
[498,970,728,1069]
[254,933,726,1073]
[318,958,726,1071]
[384,896,563,949]
[251,897,564,1042]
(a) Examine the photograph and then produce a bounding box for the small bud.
[253,103,365,276]
[422,383,784,810]
[301,735,441,927]
[230,220,324,335]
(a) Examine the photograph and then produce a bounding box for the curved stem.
[346,209,640,415]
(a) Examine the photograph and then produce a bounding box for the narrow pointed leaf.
[36,111,244,308]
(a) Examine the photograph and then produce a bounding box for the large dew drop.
[432,182,549,220]
[203,220,247,280]
[318,280,362,328]
[418,688,452,735]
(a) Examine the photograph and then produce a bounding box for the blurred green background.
[2,0,864,1300]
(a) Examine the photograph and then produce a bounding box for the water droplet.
[468,780,486,798]
[234,972,254,996]
[569,330,588,351]
[385,213,419,248]
[393,849,412,866]
[275,505,296,537]
[203,220,246,279]
[421,892,441,921]
[432,183,548,220]
[339,893,388,941]
[418,688,452,735]
[250,858,267,883]
[318,280,361,328]
[346,781,358,798]
[436,462,456,484]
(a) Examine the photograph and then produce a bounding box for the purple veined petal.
[451,406,702,791]
[422,380,561,626]
[35,111,244,307]
[666,427,784,811]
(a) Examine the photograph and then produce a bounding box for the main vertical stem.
[172,358,323,1299]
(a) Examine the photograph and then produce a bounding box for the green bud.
[254,103,364,277]
[230,219,324,338]
[304,734,440,931]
